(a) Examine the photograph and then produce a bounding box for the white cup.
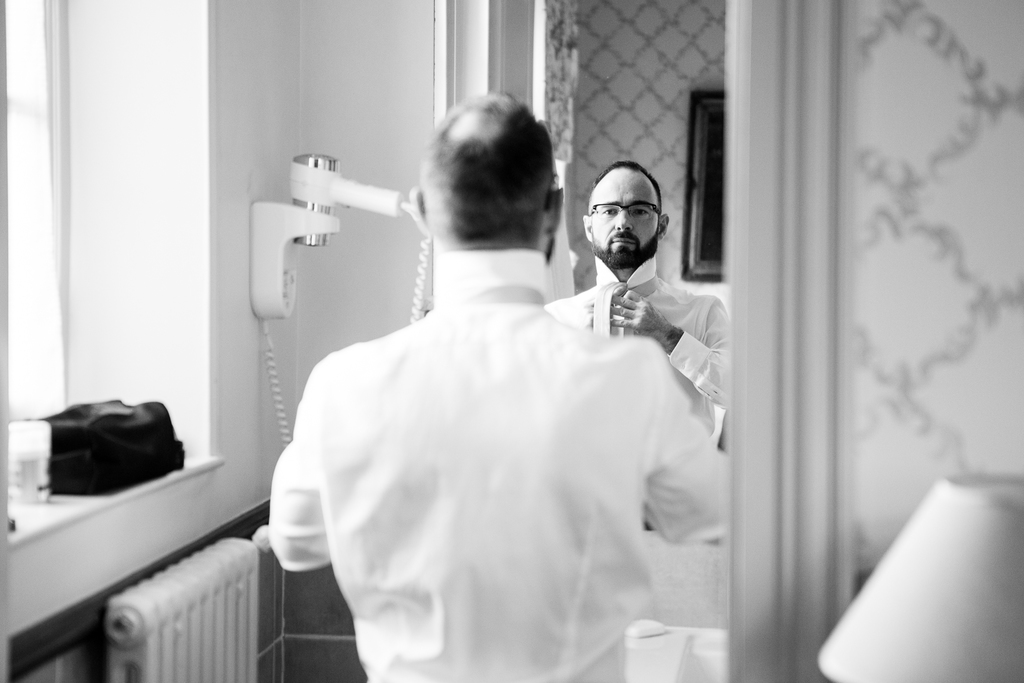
[8,420,51,503]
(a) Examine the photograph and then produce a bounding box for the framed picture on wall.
[682,91,725,282]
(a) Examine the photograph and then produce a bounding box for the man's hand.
[612,290,683,354]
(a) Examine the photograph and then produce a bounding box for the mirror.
[543,1,859,679]
[556,0,730,631]
[560,2,727,302]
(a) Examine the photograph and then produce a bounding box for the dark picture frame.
[682,91,725,282]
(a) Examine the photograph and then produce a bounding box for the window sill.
[6,456,225,634]
[8,457,223,546]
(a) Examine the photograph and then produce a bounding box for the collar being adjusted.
[434,248,547,309]
[594,256,658,298]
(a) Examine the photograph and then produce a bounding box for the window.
[5,0,221,637]
[6,0,66,421]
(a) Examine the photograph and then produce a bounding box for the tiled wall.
[570,0,727,300]
[853,0,1024,567]
[258,547,286,683]
[259,551,367,683]
[279,565,365,683]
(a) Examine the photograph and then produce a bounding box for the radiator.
[104,538,260,683]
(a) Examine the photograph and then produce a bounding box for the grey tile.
[283,636,365,683]
[13,659,57,683]
[258,644,275,683]
[275,638,284,683]
[283,565,354,636]
[275,554,285,639]
[259,549,278,650]
[54,633,104,683]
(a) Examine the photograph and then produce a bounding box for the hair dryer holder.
[250,154,405,320]
[249,201,340,319]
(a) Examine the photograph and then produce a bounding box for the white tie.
[593,282,627,338]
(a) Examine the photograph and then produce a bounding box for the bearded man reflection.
[546,161,730,437]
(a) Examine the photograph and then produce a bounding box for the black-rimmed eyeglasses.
[589,202,660,221]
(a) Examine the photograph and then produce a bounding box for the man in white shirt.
[270,94,722,683]
[545,161,729,437]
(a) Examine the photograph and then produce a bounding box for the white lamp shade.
[819,474,1024,683]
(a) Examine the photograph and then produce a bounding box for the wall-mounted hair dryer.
[252,154,431,449]
[250,153,405,319]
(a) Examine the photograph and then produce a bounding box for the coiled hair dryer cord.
[402,200,433,324]
[261,320,292,448]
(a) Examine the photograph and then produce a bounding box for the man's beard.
[592,232,659,271]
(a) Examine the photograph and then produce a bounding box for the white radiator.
[104,538,260,683]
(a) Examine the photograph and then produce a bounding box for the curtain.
[545,0,578,164]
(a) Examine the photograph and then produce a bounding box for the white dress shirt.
[270,248,722,683]
[545,258,729,435]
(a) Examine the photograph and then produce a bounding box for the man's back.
[273,269,720,682]
[271,96,720,683]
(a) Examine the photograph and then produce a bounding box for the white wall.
[294,0,436,386]
[67,0,211,460]
[216,0,437,509]
[65,0,306,510]
[853,0,1024,567]
[211,0,303,505]
[64,0,304,532]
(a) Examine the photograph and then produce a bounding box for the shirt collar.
[434,249,547,309]
[594,256,658,296]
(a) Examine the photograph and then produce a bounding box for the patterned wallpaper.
[570,0,726,294]
[854,0,1024,566]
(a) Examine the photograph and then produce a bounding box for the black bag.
[43,400,185,495]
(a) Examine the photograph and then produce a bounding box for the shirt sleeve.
[667,297,730,409]
[269,365,332,572]
[641,351,726,544]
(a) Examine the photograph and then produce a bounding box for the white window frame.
[1,0,10,670]
[50,0,71,361]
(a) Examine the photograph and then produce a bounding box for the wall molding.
[726,0,857,680]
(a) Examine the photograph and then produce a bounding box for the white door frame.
[727,0,858,680]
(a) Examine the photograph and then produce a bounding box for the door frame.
[727,1,858,680]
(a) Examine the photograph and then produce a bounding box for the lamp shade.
[819,474,1024,683]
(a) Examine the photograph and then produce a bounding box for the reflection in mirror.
[553,0,729,632]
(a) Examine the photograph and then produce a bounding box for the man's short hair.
[423,93,555,246]
[589,160,662,211]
